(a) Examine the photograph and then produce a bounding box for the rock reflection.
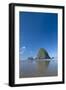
[36,60,50,74]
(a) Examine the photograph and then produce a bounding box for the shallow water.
[19,59,58,78]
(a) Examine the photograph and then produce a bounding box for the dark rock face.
[37,48,50,59]
[28,57,34,60]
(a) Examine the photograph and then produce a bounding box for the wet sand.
[19,59,58,78]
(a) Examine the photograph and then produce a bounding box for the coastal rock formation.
[28,57,34,60]
[37,48,50,59]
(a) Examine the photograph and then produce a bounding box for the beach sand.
[19,59,58,78]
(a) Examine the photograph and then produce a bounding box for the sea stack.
[36,48,50,59]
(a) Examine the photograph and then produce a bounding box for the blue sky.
[19,12,58,60]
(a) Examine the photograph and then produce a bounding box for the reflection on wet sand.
[19,60,57,78]
[36,61,50,74]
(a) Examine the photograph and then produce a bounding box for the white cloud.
[22,46,26,49]
[19,46,26,55]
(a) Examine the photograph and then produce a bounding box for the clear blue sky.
[19,12,58,60]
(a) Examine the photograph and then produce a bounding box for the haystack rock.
[36,48,50,59]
